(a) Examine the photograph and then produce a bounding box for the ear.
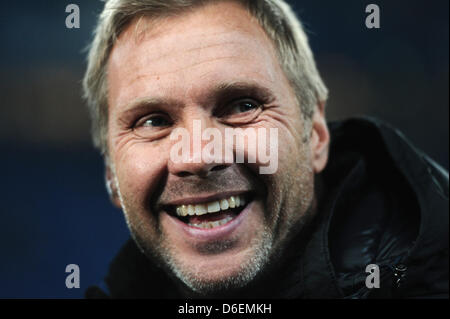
[105,165,122,209]
[309,100,330,173]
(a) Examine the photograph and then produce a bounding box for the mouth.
[164,193,251,230]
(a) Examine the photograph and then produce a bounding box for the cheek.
[267,124,314,202]
[114,144,168,205]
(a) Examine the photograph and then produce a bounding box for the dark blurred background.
[0,0,448,298]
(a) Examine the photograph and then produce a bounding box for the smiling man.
[83,0,448,299]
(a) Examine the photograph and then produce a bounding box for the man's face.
[106,1,325,294]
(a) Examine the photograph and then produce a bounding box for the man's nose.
[170,159,229,178]
[167,117,231,178]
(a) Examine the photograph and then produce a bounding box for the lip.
[163,198,253,242]
[159,190,250,207]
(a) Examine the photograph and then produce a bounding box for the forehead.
[107,1,286,109]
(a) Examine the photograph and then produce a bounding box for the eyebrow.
[121,96,181,114]
[211,81,275,105]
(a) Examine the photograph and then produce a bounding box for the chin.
[165,235,274,295]
[173,265,257,296]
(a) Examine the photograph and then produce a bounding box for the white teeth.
[194,204,207,215]
[175,195,247,217]
[207,201,221,213]
[220,199,229,210]
[188,216,234,229]
[177,205,188,216]
[228,196,236,208]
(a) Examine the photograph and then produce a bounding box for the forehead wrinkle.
[117,36,278,96]
[130,34,263,71]
[127,55,246,87]
[123,29,250,62]
[110,29,268,94]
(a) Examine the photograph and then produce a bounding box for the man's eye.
[136,115,171,128]
[228,99,260,115]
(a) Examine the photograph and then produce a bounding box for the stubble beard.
[157,227,274,296]
[118,188,311,297]
[110,166,275,296]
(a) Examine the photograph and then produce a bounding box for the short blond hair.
[83,0,328,155]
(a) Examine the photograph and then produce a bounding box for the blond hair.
[82,0,328,155]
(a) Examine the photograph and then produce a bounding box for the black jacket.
[86,117,449,299]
